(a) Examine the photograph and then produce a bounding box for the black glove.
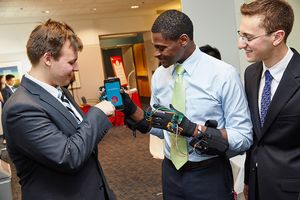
[120,91,137,116]
[124,116,151,134]
[189,120,229,156]
[99,86,137,116]
[151,104,197,137]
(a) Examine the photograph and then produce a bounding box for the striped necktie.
[57,88,81,124]
[170,64,188,170]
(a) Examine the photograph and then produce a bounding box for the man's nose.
[154,49,161,58]
[73,63,79,71]
[237,38,247,49]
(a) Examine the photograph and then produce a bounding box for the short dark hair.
[26,19,83,66]
[240,0,294,42]
[151,10,193,41]
[199,45,221,60]
[5,74,15,81]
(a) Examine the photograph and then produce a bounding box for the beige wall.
[143,31,159,88]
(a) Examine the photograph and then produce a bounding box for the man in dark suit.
[2,19,116,200]
[1,74,16,106]
[238,0,300,199]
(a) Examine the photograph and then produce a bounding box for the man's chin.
[161,62,174,68]
[245,54,258,63]
[246,57,259,63]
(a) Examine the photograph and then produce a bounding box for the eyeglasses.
[237,30,274,43]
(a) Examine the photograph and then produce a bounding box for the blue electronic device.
[104,77,124,110]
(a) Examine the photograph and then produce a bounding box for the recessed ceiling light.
[131,5,139,9]
[91,8,97,11]
[42,10,50,14]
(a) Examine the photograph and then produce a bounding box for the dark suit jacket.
[1,85,14,106]
[244,48,300,200]
[2,76,115,200]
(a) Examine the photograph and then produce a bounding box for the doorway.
[99,32,153,106]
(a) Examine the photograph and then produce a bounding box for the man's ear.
[179,34,190,47]
[42,52,52,66]
[272,30,285,46]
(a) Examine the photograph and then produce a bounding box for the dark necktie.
[260,70,273,127]
[58,88,81,124]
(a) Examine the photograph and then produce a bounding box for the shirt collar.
[262,48,293,81]
[172,47,200,76]
[25,73,59,99]
[7,84,14,89]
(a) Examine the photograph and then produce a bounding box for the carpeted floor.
[0,126,163,200]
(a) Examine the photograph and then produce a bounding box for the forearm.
[129,106,145,122]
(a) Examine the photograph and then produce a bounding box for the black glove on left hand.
[124,116,151,134]
[120,91,137,116]
[151,104,197,137]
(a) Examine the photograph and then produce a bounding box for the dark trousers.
[162,157,234,200]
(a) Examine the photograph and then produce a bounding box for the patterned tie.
[58,88,81,124]
[170,64,188,170]
[260,70,273,127]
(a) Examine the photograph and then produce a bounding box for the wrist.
[195,125,207,137]
[130,107,143,121]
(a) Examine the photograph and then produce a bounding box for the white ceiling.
[0,0,181,24]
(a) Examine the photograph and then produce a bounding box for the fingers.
[243,184,249,200]
[94,100,115,116]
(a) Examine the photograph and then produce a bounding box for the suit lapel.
[248,63,264,139]
[5,86,13,95]
[261,49,300,138]
[21,76,79,127]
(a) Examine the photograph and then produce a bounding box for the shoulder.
[203,56,240,82]
[152,65,172,77]
[245,62,261,77]
[151,65,173,85]
[3,87,39,112]
[289,48,300,66]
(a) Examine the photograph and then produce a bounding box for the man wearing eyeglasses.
[238,1,300,200]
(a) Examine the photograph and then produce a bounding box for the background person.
[2,19,116,200]
[1,74,15,145]
[1,74,16,106]
[0,75,5,103]
[238,0,300,199]
[0,75,4,144]
[199,44,222,60]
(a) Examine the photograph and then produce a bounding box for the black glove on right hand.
[189,120,229,156]
[151,104,197,137]
[121,91,137,116]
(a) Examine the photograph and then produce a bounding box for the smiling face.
[48,40,79,87]
[152,32,186,68]
[238,15,275,64]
